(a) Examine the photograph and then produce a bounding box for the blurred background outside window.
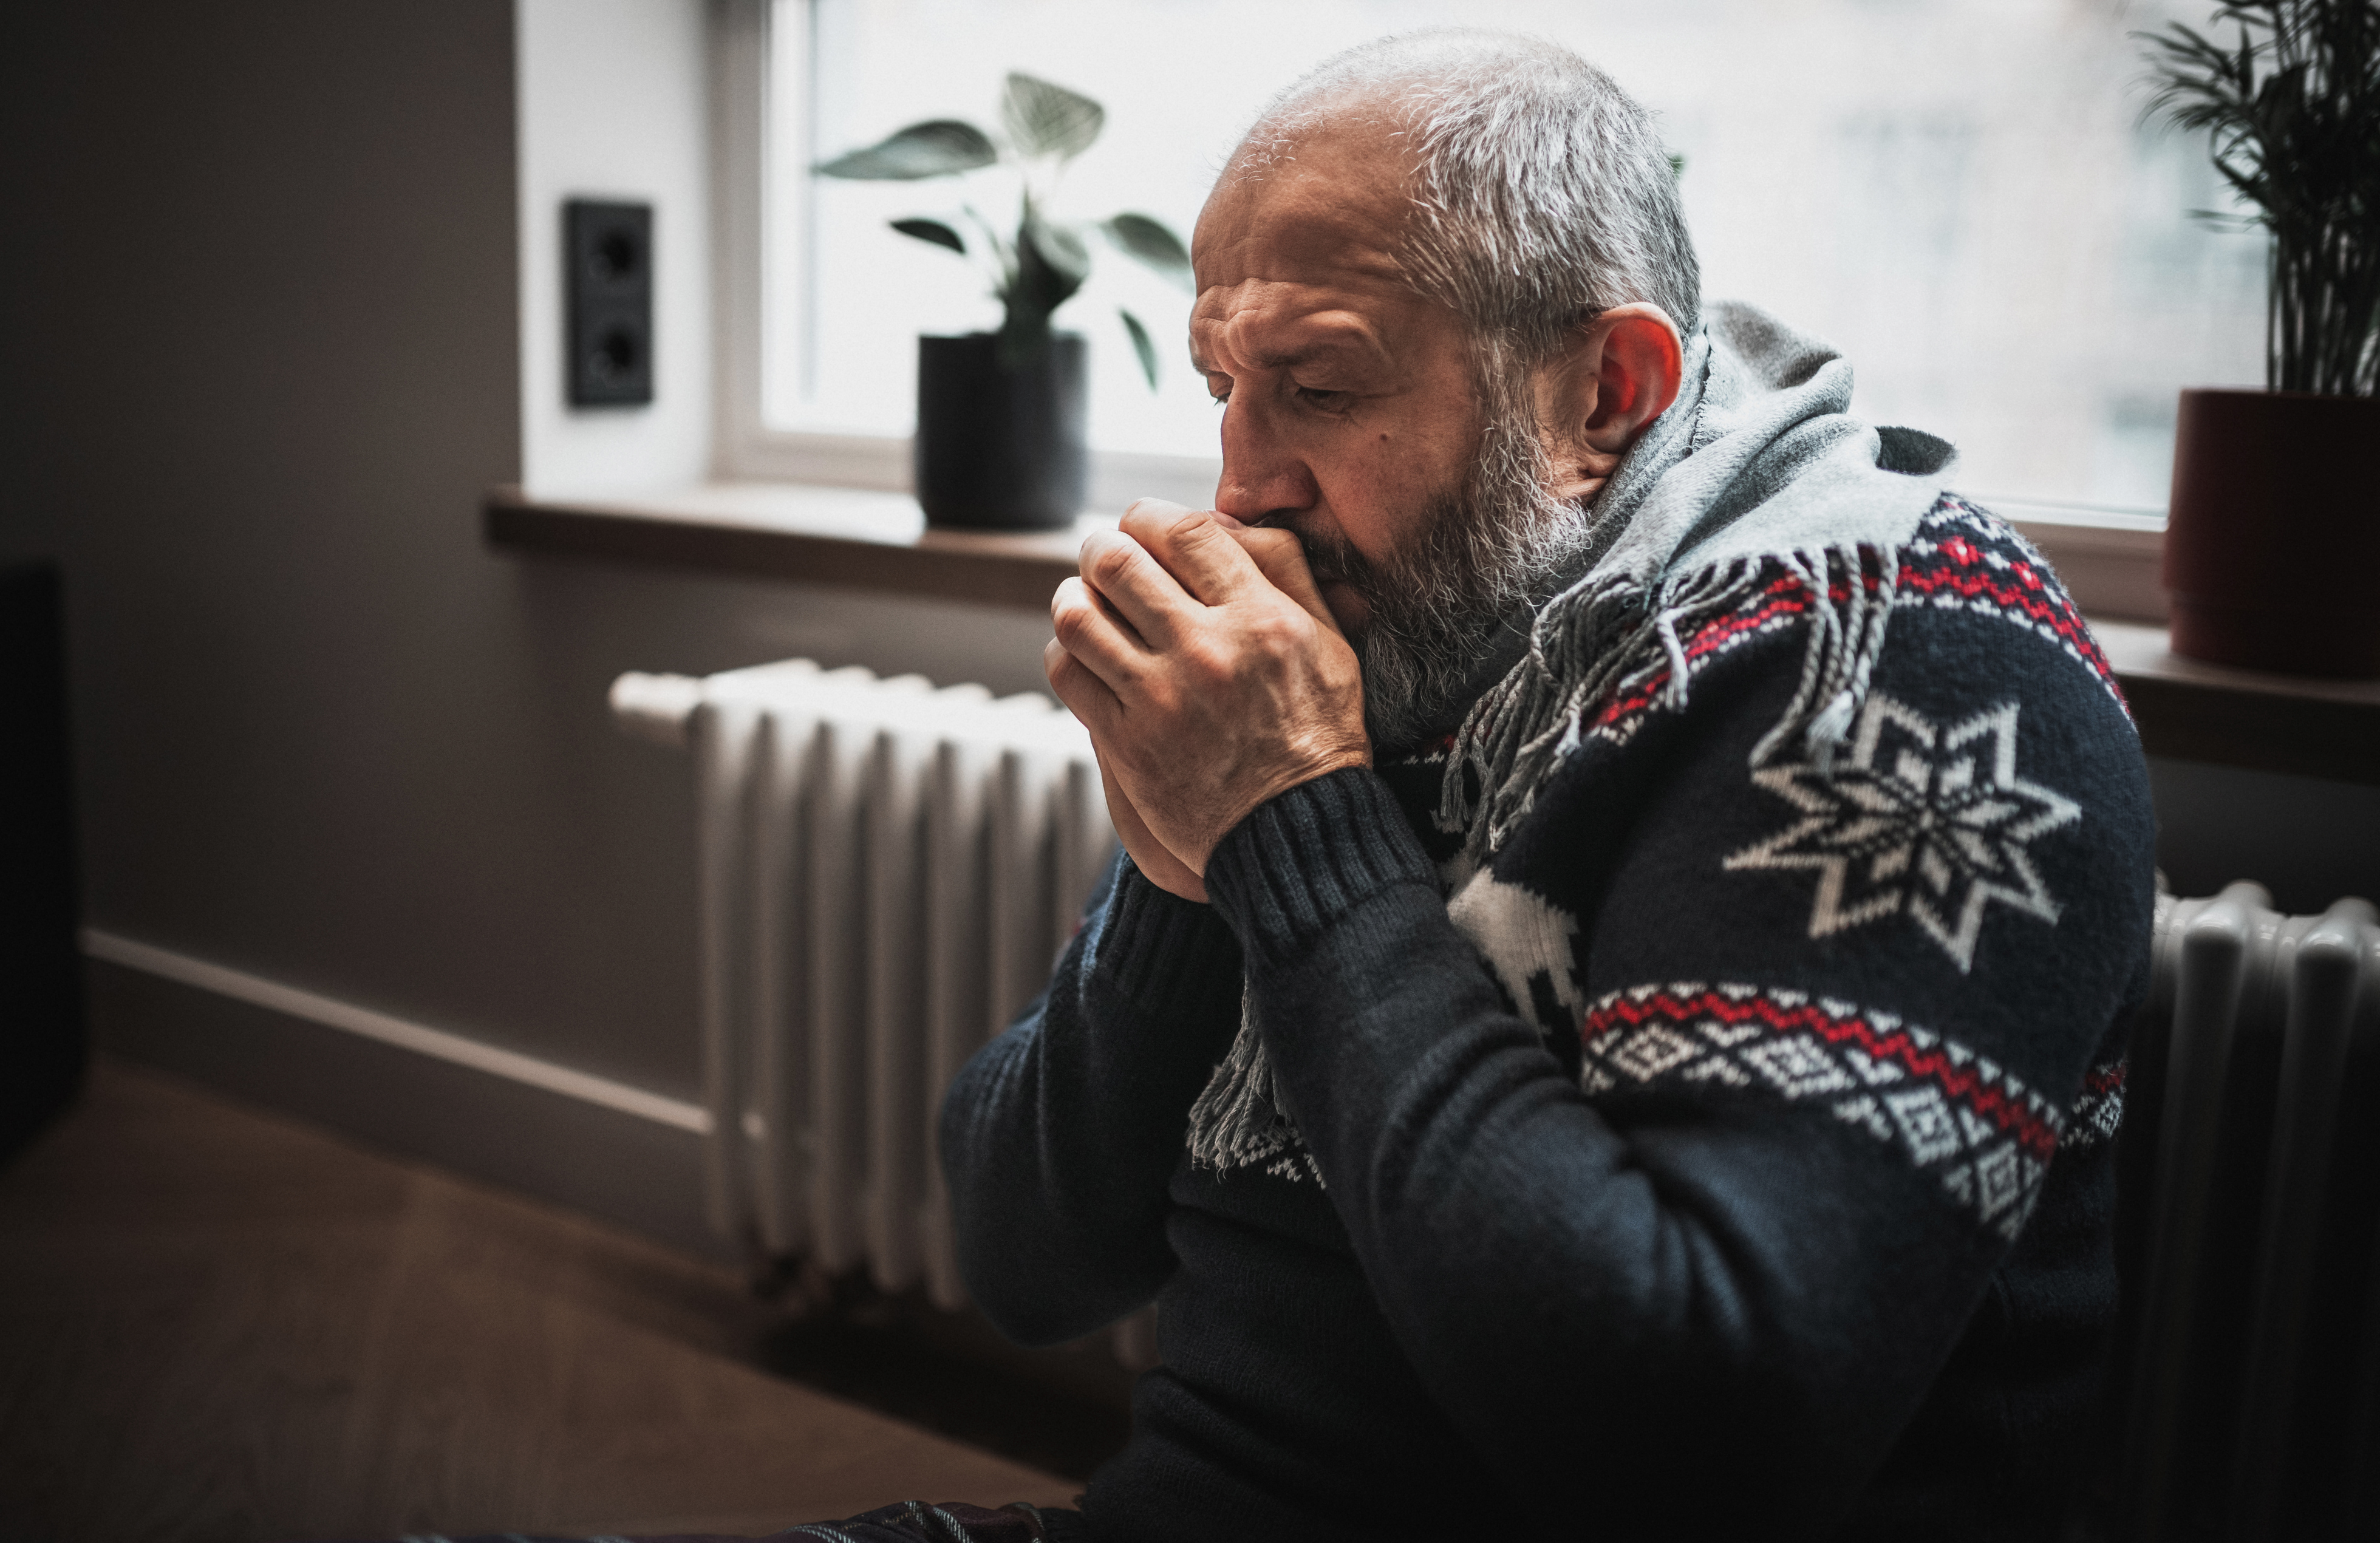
[761,0,2266,523]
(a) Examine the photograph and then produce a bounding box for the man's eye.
[1295,386,1352,412]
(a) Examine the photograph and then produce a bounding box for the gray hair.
[1233,30,1700,365]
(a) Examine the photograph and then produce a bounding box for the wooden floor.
[0,1061,1080,1542]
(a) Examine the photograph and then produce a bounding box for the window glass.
[766,0,2264,516]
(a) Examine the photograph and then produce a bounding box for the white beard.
[1293,410,1596,750]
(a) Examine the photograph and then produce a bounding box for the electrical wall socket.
[565,199,653,407]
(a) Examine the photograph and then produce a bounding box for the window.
[720,0,2265,529]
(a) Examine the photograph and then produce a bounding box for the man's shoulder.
[1892,491,2128,708]
[1424,492,2150,907]
[1444,485,2156,1049]
[1587,490,2130,756]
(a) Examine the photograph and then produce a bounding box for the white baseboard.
[81,929,729,1261]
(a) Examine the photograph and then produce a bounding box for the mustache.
[1267,517,1374,594]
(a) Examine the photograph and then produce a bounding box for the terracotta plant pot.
[2164,387,2380,679]
[913,332,1086,531]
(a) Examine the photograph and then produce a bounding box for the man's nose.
[1213,398,1320,523]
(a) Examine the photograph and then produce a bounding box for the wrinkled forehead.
[1192,120,1421,295]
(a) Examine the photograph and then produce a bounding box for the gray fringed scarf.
[1187,301,1958,1176]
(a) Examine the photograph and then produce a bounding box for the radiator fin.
[2120,885,2380,1541]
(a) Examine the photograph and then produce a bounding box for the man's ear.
[1533,302,1685,505]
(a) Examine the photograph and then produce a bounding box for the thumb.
[1228,526,1343,635]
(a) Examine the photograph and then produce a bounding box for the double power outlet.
[565,199,653,407]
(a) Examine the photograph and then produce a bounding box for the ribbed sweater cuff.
[1204,767,1440,972]
[1085,860,1246,1023]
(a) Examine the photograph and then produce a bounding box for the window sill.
[484,482,2379,788]
[2092,622,2380,786]
[483,481,1089,611]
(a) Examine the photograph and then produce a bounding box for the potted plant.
[2143,1,2379,676]
[817,72,1193,531]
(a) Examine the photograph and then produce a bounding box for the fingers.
[1059,644,1208,900]
[1227,526,1342,635]
[1050,575,1159,699]
[1075,530,1189,649]
[1043,633,1120,734]
[1120,499,1264,606]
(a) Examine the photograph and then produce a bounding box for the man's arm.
[945,502,1329,1344]
[938,852,1244,1346]
[1196,636,2153,1534]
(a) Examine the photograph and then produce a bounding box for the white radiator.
[612,659,1117,1316]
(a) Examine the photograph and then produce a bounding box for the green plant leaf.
[890,217,967,254]
[2137,2,2380,395]
[1119,308,1159,390]
[1003,73,1103,162]
[1104,213,1192,291]
[815,120,997,180]
[1025,215,1091,286]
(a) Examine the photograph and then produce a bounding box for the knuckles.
[1122,503,1230,570]
[1237,526,1302,564]
[1049,593,1117,667]
[1120,500,1204,543]
[1048,588,1092,644]
[1082,536,1142,592]
[1122,496,1190,525]
[1160,506,1218,545]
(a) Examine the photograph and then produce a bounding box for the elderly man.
[936,29,2150,1543]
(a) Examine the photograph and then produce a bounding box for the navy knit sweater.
[941,492,2155,1541]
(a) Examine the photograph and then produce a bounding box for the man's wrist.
[1184,747,1374,878]
[1090,858,1245,1021]
[1201,766,1439,970]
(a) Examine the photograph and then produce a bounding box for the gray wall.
[2147,759,2378,919]
[0,1,1052,1112]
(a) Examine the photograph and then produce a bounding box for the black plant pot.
[914,332,1087,531]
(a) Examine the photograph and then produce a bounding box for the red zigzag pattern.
[1585,986,2061,1159]
[1589,497,2127,742]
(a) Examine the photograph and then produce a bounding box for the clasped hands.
[1045,500,1371,904]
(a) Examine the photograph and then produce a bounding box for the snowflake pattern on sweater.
[1722,693,2083,971]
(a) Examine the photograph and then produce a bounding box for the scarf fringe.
[1442,542,1901,862]
[1182,542,1903,1173]
[1185,986,1306,1175]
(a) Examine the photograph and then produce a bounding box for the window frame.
[707,0,2168,621]
[708,0,1222,510]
